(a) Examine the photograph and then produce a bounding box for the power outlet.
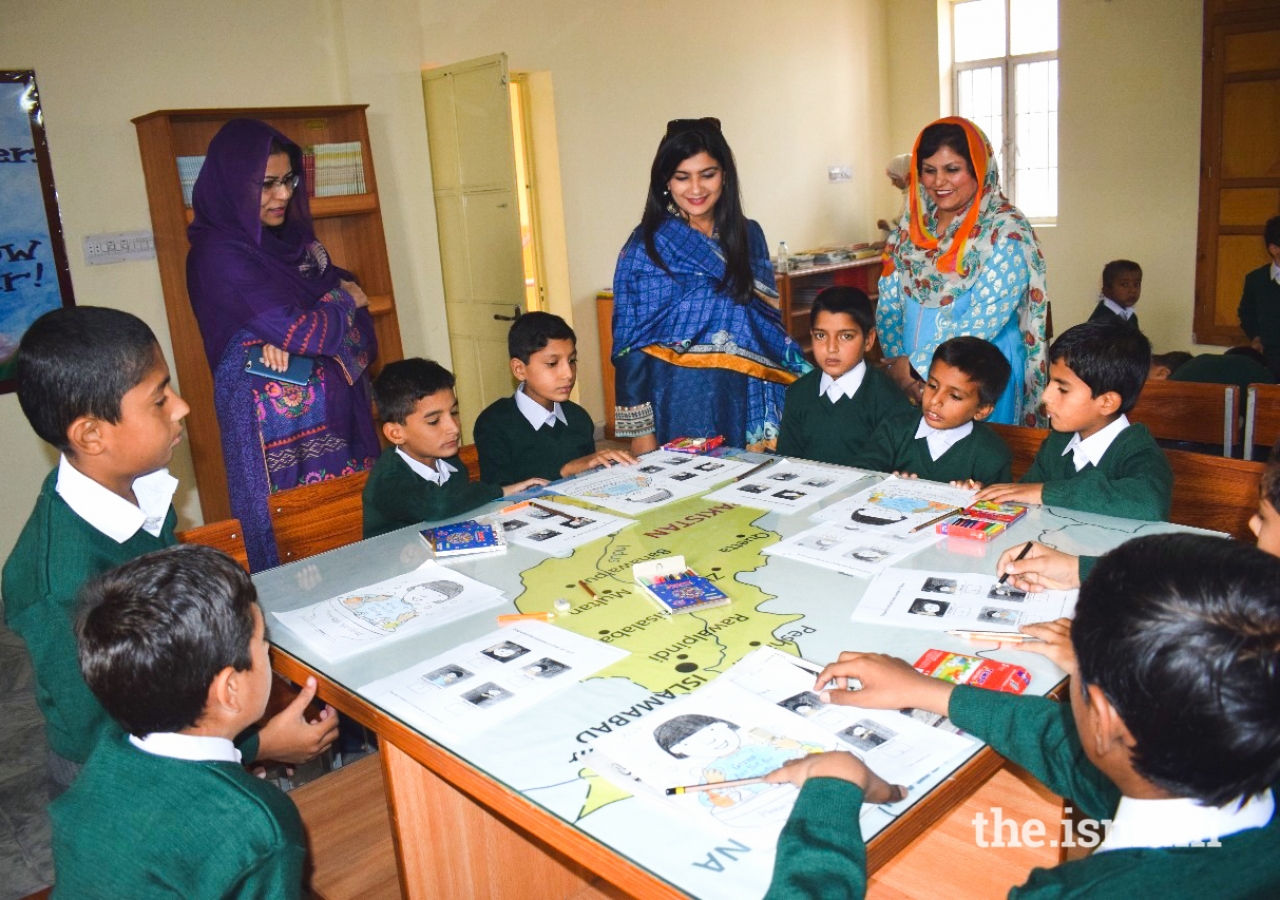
[83,231,155,266]
[828,165,852,183]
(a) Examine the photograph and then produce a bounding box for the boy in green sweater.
[764,533,1280,899]
[777,287,912,466]
[363,358,547,538]
[52,544,306,898]
[977,322,1173,520]
[2,307,336,796]
[1237,215,1280,379]
[852,336,1012,484]
[474,312,634,484]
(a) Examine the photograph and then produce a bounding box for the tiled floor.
[0,624,53,899]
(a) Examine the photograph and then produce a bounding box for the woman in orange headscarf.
[876,118,1048,426]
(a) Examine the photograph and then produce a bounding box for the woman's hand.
[340,279,370,309]
[884,356,924,403]
[262,344,290,372]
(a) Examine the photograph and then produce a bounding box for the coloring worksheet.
[482,498,634,556]
[702,459,869,514]
[810,476,975,537]
[271,562,506,662]
[762,520,941,577]
[359,621,628,741]
[853,568,1078,633]
[549,450,755,513]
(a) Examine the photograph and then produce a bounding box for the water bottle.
[777,241,789,275]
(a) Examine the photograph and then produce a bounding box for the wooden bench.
[1129,380,1237,456]
[175,517,250,571]
[269,471,371,563]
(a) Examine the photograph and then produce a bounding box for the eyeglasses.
[259,173,300,194]
[664,117,722,139]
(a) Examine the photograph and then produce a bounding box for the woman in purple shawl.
[187,119,379,571]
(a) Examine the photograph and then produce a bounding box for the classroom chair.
[269,470,370,564]
[1243,383,1280,460]
[987,423,1050,481]
[1128,380,1237,457]
[458,442,480,481]
[1166,448,1264,541]
[175,518,250,571]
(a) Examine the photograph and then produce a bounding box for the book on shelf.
[633,555,729,615]
[309,141,366,197]
[421,520,507,559]
[176,155,205,208]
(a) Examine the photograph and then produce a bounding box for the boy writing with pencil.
[52,545,306,898]
[764,533,1280,898]
[852,336,1012,484]
[977,322,1172,521]
[3,307,336,796]
[474,312,634,484]
[362,358,547,538]
[777,287,911,466]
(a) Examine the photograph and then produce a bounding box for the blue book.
[421,520,507,559]
[638,568,730,615]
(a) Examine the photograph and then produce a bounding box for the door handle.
[493,305,522,322]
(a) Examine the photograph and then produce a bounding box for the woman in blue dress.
[611,118,809,454]
[877,117,1049,426]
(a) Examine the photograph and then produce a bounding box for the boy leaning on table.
[762,533,1280,899]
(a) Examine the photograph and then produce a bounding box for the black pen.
[998,541,1034,585]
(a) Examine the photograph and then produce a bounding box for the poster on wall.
[0,71,74,393]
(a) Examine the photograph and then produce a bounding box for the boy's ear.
[382,420,405,446]
[864,328,878,353]
[972,402,996,422]
[1085,683,1135,755]
[1096,390,1123,417]
[510,357,527,383]
[66,415,107,458]
[203,665,238,723]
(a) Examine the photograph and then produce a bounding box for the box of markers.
[914,648,1030,694]
[662,435,724,454]
[963,500,1029,524]
[936,515,1007,541]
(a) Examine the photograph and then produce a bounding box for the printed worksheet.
[549,450,755,513]
[853,568,1078,632]
[482,499,634,556]
[271,562,505,661]
[359,621,628,741]
[810,476,975,537]
[702,459,869,514]
[763,520,941,577]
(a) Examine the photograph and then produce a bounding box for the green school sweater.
[51,734,305,899]
[1238,263,1280,375]
[474,394,596,484]
[852,412,1012,484]
[1170,353,1274,396]
[765,687,1280,900]
[362,447,502,538]
[1020,423,1172,521]
[777,367,913,467]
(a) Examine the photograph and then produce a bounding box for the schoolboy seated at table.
[851,336,1012,485]
[1086,258,1143,331]
[51,545,306,898]
[362,358,547,538]
[474,312,634,484]
[776,286,911,466]
[977,322,1173,521]
[763,533,1280,899]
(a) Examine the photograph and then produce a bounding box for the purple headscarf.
[186,119,350,367]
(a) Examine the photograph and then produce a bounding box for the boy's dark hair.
[1264,215,1280,250]
[1074,534,1280,806]
[508,312,577,363]
[809,286,875,335]
[1151,351,1193,374]
[1048,322,1151,414]
[654,714,739,758]
[1101,259,1142,290]
[77,545,257,738]
[372,358,455,424]
[931,336,1012,408]
[16,306,160,453]
[1225,345,1269,367]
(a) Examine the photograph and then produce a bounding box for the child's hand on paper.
[975,482,1044,505]
[996,541,1081,592]
[1000,618,1076,675]
[503,477,550,497]
[815,652,954,717]
[951,478,983,490]
[764,751,907,805]
[561,448,639,478]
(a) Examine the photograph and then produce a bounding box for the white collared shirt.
[1097,790,1274,853]
[818,361,867,403]
[129,731,242,764]
[1062,415,1130,472]
[396,448,457,485]
[55,455,178,542]
[914,417,974,461]
[1271,262,1279,285]
[1100,295,1136,321]
[514,383,568,431]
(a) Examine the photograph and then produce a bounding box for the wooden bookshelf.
[133,106,404,523]
[777,256,884,358]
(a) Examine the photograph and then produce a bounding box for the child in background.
[474,312,634,484]
[362,358,547,538]
[52,545,305,898]
[1237,215,1280,379]
[1087,259,1143,331]
[763,533,1280,899]
[977,322,1173,521]
[2,307,335,796]
[852,336,1012,484]
[777,287,911,466]
[1149,346,1275,397]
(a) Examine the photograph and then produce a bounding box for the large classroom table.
[255,451,1194,899]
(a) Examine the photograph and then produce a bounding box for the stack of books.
[176,155,205,207]
[309,142,366,197]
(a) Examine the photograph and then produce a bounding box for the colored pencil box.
[936,516,1007,541]
[914,648,1030,694]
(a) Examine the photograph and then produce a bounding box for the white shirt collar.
[1101,295,1136,321]
[1271,262,1280,285]
[1062,415,1130,472]
[396,447,456,485]
[818,361,867,403]
[914,417,974,461]
[55,455,178,542]
[1097,790,1274,853]
[129,731,242,764]
[514,382,567,430]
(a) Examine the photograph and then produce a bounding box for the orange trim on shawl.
[906,116,990,277]
[642,345,801,385]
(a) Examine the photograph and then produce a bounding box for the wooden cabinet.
[133,106,404,522]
